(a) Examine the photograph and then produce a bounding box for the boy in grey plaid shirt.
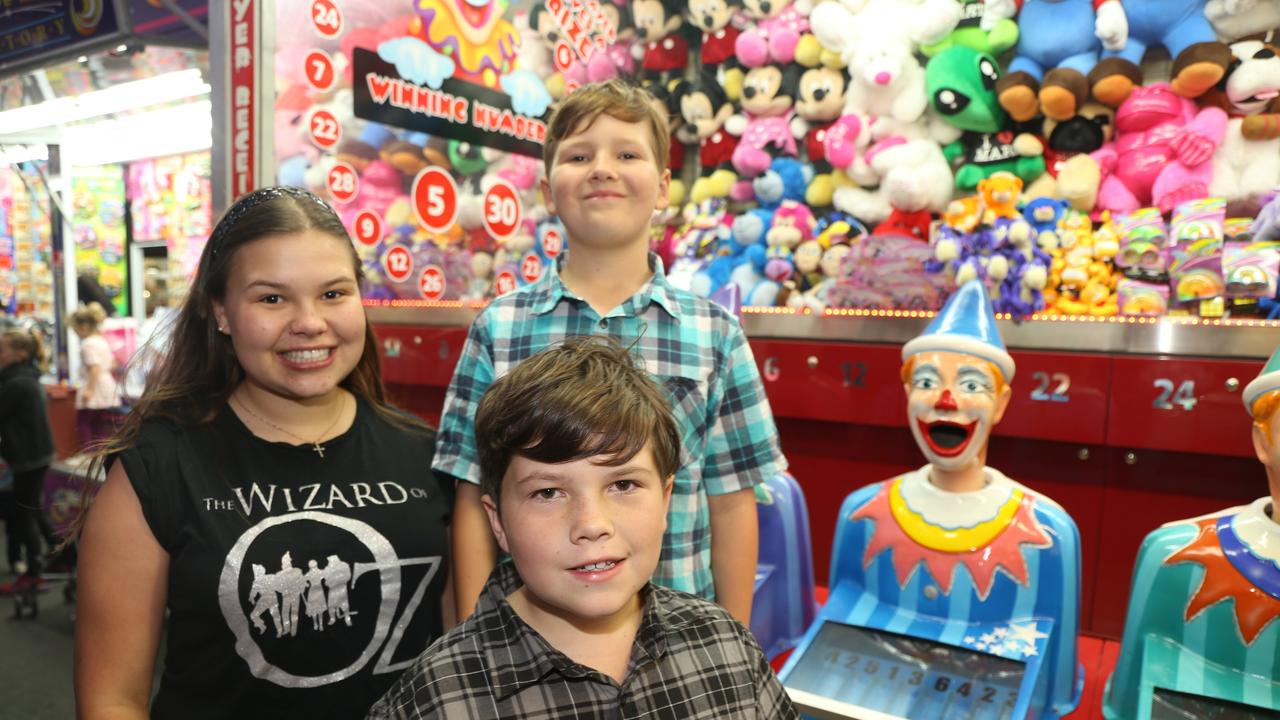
[438,79,785,627]
[370,337,797,719]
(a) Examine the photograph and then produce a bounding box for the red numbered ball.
[311,0,343,36]
[412,167,459,233]
[382,245,413,283]
[328,161,359,203]
[418,264,446,301]
[304,50,336,92]
[309,109,341,149]
[520,252,544,283]
[352,210,382,246]
[482,180,522,240]
[494,268,518,297]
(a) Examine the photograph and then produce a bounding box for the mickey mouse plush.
[1023,101,1115,211]
[727,63,803,179]
[688,0,745,82]
[674,73,742,202]
[793,64,850,206]
[634,0,693,84]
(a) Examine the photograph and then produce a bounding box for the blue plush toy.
[1022,196,1069,250]
[689,222,744,298]
[728,207,782,307]
[998,0,1127,123]
[753,157,813,209]
[1089,0,1231,109]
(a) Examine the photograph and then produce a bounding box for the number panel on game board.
[785,621,1022,720]
[1106,356,1260,458]
[749,340,906,427]
[997,351,1110,445]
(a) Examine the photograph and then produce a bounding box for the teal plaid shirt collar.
[527,251,682,321]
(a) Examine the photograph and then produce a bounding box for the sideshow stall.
[207,0,1280,716]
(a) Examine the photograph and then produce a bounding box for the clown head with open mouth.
[900,280,1015,493]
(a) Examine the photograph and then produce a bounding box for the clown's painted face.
[905,351,1011,472]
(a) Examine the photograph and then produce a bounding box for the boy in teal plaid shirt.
[434,79,786,625]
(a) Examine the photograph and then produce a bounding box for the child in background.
[371,338,797,719]
[435,79,786,625]
[0,328,58,594]
[69,302,122,448]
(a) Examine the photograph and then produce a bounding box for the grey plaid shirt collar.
[527,251,682,321]
[479,561,669,700]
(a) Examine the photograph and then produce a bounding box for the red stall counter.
[369,304,1280,638]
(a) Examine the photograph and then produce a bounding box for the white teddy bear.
[1209,38,1280,202]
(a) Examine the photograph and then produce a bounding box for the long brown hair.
[79,187,428,522]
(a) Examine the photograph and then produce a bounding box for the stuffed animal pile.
[269,0,1280,317]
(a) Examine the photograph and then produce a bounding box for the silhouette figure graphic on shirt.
[248,563,285,637]
[322,554,354,627]
[303,559,327,631]
[276,552,305,637]
[246,553,356,637]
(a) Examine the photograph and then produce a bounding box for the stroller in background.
[3,457,97,620]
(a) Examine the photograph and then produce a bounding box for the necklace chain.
[232,392,347,458]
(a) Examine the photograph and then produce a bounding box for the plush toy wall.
[272,0,1280,319]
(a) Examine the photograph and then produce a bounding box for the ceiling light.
[0,68,210,135]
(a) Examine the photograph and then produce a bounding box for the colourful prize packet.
[1118,278,1170,316]
[1168,198,1226,304]
[1224,241,1280,300]
[1115,207,1168,277]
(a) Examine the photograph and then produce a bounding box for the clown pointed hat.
[902,280,1015,381]
[1244,346,1280,415]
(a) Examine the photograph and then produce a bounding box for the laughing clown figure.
[1103,350,1280,719]
[834,280,1084,718]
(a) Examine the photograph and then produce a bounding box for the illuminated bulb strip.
[361,299,1280,328]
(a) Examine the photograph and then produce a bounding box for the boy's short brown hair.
[542,79,670,175]
[474,336,681,505]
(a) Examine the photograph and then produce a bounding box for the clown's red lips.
[918,419,977,457]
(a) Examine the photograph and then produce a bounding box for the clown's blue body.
[1103,0,1215,66]
[1009,0,1103,80]
[1103,499,1280,718]
[828,467,1085,718]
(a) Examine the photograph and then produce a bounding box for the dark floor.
[0,565,77,720]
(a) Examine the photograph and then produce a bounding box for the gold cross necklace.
[232,392,347,458]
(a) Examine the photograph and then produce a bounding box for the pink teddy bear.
[735,0,812,68]
[1091,82,1228,214]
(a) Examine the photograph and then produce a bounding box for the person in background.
[437,79,786,626]
[69,302,123,448]
[0,327,58,595]
[0,463,19,574]
[370,338,797,719]
[74,187,453,719]
[76,266,117,317]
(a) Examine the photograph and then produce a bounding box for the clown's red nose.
[935,389,958,411]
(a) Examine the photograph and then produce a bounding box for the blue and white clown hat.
[901,280,1016,381]
[1244,346,1280,415]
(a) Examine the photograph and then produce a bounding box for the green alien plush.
[919,0,1019,58]
[926,46,1046,191]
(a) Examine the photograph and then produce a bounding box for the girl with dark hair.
[73,187,453,719]
[0,327,58,598]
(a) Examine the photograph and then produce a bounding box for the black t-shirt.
[120,397,450,719]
